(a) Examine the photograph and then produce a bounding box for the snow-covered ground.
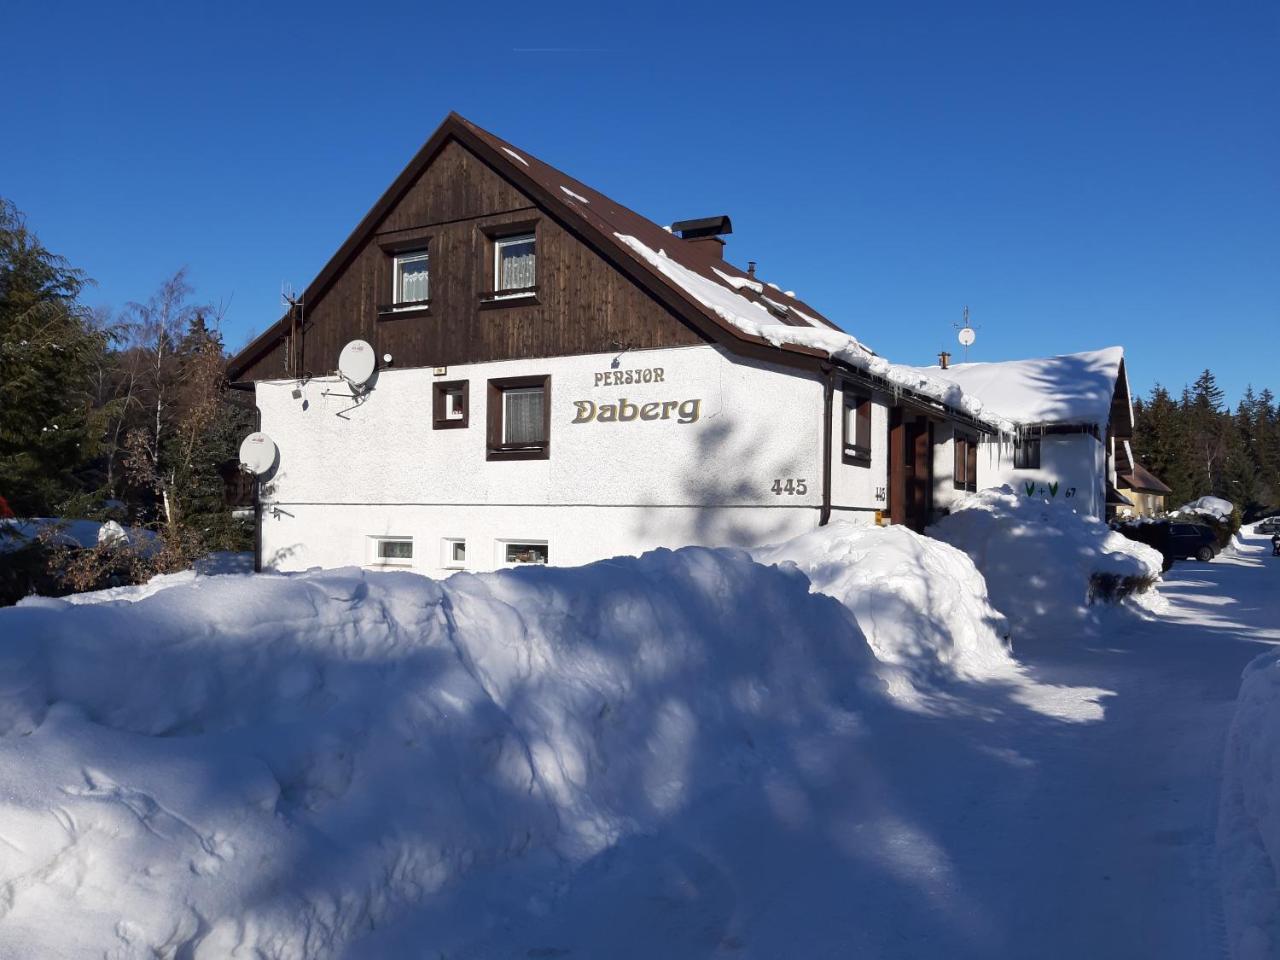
[1,526,1275,958]
[930,486,1164,639]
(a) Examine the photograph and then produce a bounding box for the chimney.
[747,260,757,277]
[670,215,733,260]
[938,350,951,370]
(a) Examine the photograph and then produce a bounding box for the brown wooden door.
[888,409,933,532]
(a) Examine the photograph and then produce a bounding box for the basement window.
[503,541,548,565]
[392,249,429,307]
[1014,436,1041,470]
[371,536,413,566]
[442,538,466,568]
[842,386,872,466]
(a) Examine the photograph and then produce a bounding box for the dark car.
[1111,519,1218,570]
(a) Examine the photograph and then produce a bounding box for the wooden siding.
[238,140,706,382]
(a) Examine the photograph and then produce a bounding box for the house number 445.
[771,478,808,496]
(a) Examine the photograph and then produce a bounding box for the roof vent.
[671,215,732,259]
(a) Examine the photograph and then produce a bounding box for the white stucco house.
[227,113,1007,577]
[925,347,1136,520]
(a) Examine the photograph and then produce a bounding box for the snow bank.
[1219,651,1280,960]
[755,522,1013,693]
[0,547,884,958]
[929,486,1164,638]
[1174,496,1236,522]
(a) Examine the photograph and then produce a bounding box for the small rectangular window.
[487,376,550,460]
[494,233,536,294]
[504,541,548,565]
[393,249,429,306]
[442,538,466,568]
[842,386,872,466]
[432,380,469,430]
[1014,437,1041,470]
[371,537,413,565]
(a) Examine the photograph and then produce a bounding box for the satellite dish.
[239,432,278,476]
[957,326,976,347]
[338,339,376,388]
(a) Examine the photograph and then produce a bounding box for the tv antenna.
[954,305,978,361]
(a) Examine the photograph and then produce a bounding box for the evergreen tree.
[0,198,107,515]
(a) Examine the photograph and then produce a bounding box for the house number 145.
[771,478,808,495]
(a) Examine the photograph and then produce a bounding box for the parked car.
[1255,516,1280,535]
[1111,519,1219,570]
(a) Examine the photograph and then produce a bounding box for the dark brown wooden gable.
[235,138,706,382]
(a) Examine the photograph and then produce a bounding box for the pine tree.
[0,198,107,515]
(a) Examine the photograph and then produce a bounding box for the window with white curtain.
[502,386,545,444]
[487,375,550,460]
[494,234,536,293]
[393,249,429,305]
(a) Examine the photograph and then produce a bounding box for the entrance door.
[888,408,934,532]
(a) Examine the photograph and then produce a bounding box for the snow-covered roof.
[924,347,1128,429]
[616,234,1012,430]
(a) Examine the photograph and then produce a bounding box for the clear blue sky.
[4,0,1276,404]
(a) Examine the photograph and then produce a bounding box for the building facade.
[229,113,990,577]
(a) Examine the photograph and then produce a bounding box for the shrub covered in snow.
[1219,651,1280,960]
[1173,496,1242,551]
[755,522,1014,692]
[0,546,887,958]
[929,486,1163,638]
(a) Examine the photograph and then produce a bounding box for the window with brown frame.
[479,222,540,306]
[1013,436,1041,470]
[842,386,872,466]
[954,434,978,491]
[487,375,550,460]
[432,380,469,430]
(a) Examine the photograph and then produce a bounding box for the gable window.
[393,249,429,306]
[954,434,978,491]
[432,380,469,430]
[494,234,536,294]
[487,375,550,460]
[842,386,872,466]
[1013,436,1041,470]
[370,536,413,566]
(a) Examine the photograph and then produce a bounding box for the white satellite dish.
[239,432,278,476]
[338,339,376,388]
[957,326,976,347]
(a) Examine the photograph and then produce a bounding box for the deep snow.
[929,486,1164,639]
[2,527,1275,959]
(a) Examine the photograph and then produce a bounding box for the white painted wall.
[971,433,1107,518]
[828,385,891,522]
[255,344,863,576]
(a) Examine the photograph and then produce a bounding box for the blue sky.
[4,0,1276,404]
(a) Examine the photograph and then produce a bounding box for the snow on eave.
[560,185,589,203]
[613,233,1010,431]
[501,147,529,166]
[924,346,1126,431]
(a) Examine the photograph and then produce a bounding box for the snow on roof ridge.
[615,233,1010,430]
[926,346,1125,428]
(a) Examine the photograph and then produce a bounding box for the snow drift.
[755,522,1013,694]
[0,546,886,959]
[1219,651,1280,960]
[929,486,1163,638]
